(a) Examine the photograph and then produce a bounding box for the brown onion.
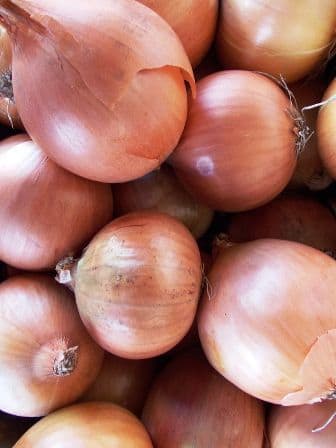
[57,211,202,359]
[198,239,336,405]
[169,71,299,212]
[318,78,336,178]
[142,348,265,447]
[0,134,113,270]
[216,0,336,83]
[14,402,153,448]
[113,164,214,239]
[0,275,104,417]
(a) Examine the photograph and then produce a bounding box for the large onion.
[198,239,336,405]
[0,0,194,182]
[0,134,113,270]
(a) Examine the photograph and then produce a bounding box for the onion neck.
[55,256,78,291]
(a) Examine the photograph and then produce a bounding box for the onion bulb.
[57,211,202,359]
[198,238,336,405]
[0,134,113,270]
[0,274,104,417]
[169,71,299,212]
[142,348,265,447]
[13,402,153,448]
[318,78,336,178]
[113,164,214,239]
[216,0,336,83]
[0,0,194,182]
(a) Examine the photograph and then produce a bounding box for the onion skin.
[0,134,113,270]
[318,78,336,178]
[13,402,153,448]
[0,275,104,417]
[0,0,194,182]
[67,212,202,359]
[268,401,336,447]
[198,239,336,405]
[113,164,214,239]
[169,71,297,212]
[142,349,265,447]
[216,0,336,83]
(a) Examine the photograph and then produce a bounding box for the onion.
[216,0,336,83]
[0,134,113,270]
[138,0,218,67]
[57,211,202,359]
[227,193,336,251]
[0,0,194,183]
[268,401,336,447]
[142,348,265,447]
[81,354,157,416]
[113,164,214,239]
[169,71,299,212]
[0,274,104,417]
[198,238,336,405]
[0,413,36,448]
[13,402,153,448]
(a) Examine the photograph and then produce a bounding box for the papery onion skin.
[0,275,104,417]
[169,71,297,212]
[13,402,153,448]
[0,134,113,270]
[268,401,336,447]
[113,164,214,239]
[0,0,194,182]
[198,239,336,406]
[216,0,336,83]
[138,0,218,67]
[142,348,265,447]
[67,212,202,359]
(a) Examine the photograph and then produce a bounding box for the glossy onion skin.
[318,78,336,178]
[0,275,104,417]
[169,71,297,212]
[0,134,113,270]
[14,402,153,448]
[216,0,336,83]
[198,239,336,405]
[74,212,202,359]
[142,349,265,447]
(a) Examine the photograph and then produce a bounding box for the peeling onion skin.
[0,0,194,182]
[13,402,153,448]
[216,0,336,83]
[0,134,113,270]
[198,239,336,406]
[318,78,336,178]
[169,71,297,212]
[0,275,104,417]
[268,401,336,447]
[142,349,265,447]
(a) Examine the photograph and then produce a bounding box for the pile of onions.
[0,413,36,448]
[0,134,113,270]
[169,71,298,212]
[142,348,265,447]
[13,402,153,448]
[268,401,336,447]
[198,239,336,405]
[57,211,202,359]
[138,0,218,67]
[113,164,214,239]
[216,0,336,83]
[0,275,104,417]
[0,0,194,182]
[318,78,336,178]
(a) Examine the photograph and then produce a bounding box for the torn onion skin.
[198,239,336,406]
[0,0,195,182]
[318,78,336,178]
[13,402,153,448]
[216,0,336,83]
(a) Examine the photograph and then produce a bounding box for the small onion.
[57,211,202,359]
[318,78,336,178]
[13,402,153,448]
[198,239,336,405]
[216,0,336,83]
[142,348,265,447]
[113,164,214,239]
[0,134,113,270]
[0,275,104,417]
